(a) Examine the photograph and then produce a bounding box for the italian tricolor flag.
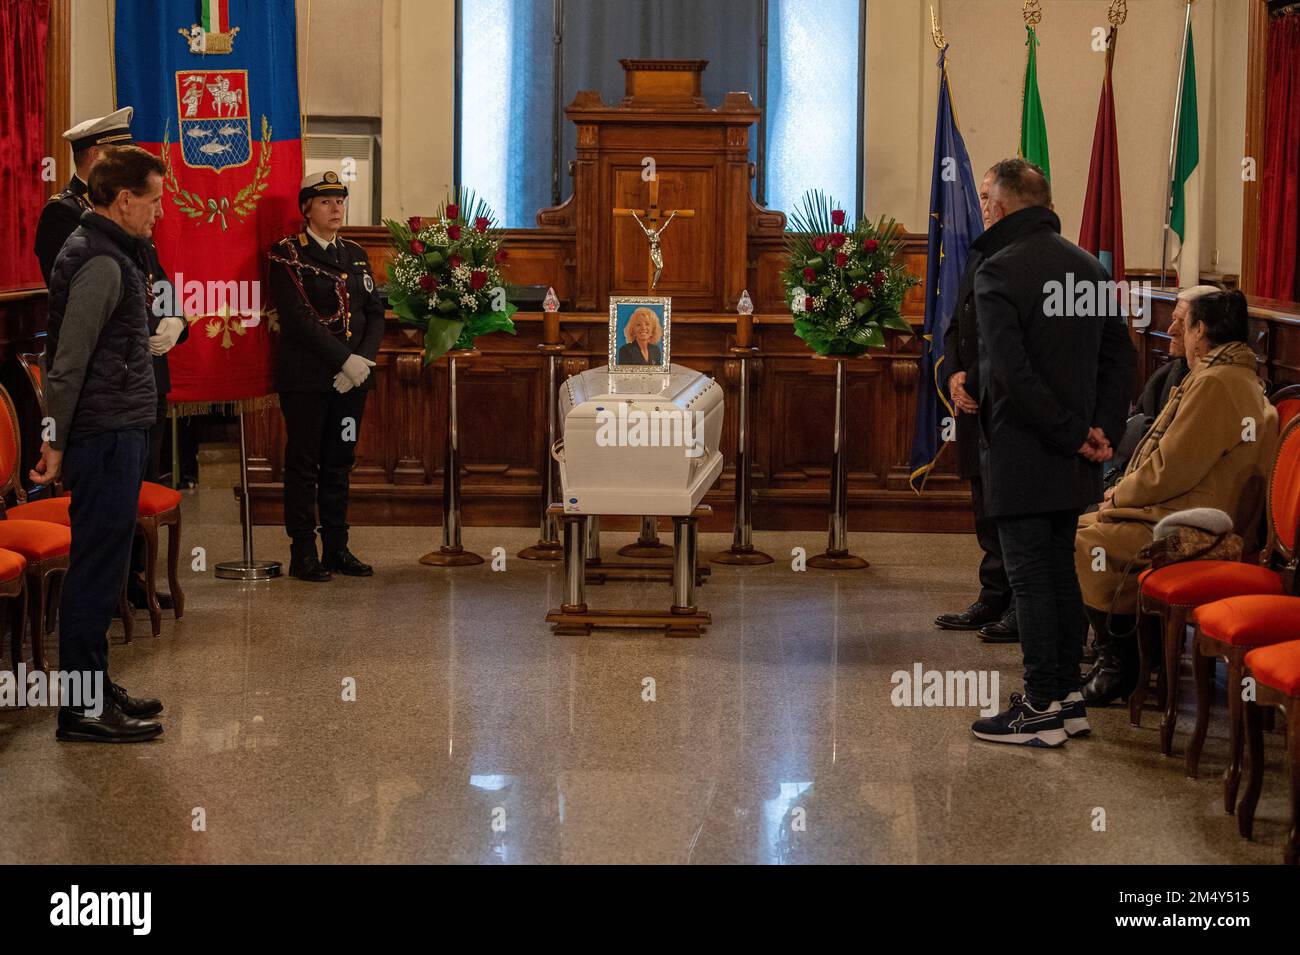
[1170,21,1200,289]
[202,0,229,34]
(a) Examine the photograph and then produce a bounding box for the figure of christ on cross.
[612,177,695,293]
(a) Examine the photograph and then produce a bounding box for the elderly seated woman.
[1075,288,1278,705]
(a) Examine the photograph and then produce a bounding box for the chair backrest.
[1267,414,1300,560]
[0,383,26,506]
[16,353,46,416]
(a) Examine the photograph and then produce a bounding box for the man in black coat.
[268,171,385,581]
[967,159,1135,748]
[934,165,1019,643]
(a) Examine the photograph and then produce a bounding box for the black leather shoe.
[1082,640,1139,706]
[935,600,1003,631]
[289,554,332,582]
[322,548,373,577]
[109,681,163,718]
[978,610,1020,644]
[56,701,162,743]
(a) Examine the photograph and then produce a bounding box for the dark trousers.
[59,429,149,683]
[130,397,169,580]
[280,389,368,552]
[996,509,1086,705]
[970,473,1011,611]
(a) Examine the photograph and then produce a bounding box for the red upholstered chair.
[1238,638,1300,865]
[1186,596,1300,815]
[0,547,28,672]
[1132,414,1300,755]
[11,353,186,638]
[0,384,70,671]
[1273,383,1300,431]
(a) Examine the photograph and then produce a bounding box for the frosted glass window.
[765,0,861,218]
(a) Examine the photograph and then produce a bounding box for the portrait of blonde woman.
[617,306,664,366]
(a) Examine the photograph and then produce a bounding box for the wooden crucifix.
[612,177,695,293]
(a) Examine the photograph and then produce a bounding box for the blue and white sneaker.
[971,693,1067,748]
[1058,691,1091,738]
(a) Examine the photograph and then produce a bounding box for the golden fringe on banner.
[168,394,280,418]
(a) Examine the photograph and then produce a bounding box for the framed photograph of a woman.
[609,297,671,374]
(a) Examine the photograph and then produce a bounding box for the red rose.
[872,270,887,288]
[851,285,869,300]
[418,274,437,292]
[448,224,462,240]
[409,240,426,254]
[475,216,489,233]
[802,266,817,283]
[407,216,421,231]
[495,249,508,263]
[831,209,846,226]
[830,233,846,249]
[835,253,848,269]
[470,270,487,290]
[449,254,463,269]
[863,239,880,253]
[445,203,460,220]
[812,236,828,253]
[803,296,816,312]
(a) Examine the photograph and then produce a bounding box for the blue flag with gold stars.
[909,45,983,492]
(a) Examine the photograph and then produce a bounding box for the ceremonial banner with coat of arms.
[114,0,302,410]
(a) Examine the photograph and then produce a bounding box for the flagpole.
[1160,0,1194,289]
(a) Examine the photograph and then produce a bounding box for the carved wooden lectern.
[538,59,781,312]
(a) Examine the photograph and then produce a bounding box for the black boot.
[1082,609,1138,706]
[322,546,373,577]
[289,539,331,582]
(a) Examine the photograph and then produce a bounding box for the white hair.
[1176,284,1220,303]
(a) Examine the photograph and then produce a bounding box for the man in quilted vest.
[30,145,167,744]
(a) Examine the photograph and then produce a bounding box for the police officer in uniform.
[268,171,384,581]
[34,108,188,609]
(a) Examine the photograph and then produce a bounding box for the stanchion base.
[419,547,484,567]
[617,541,674,558]
[807,552,870,570]
[517,540,564,561]
[545,607,710,637]
[711,546,774,566]
[215,559,282,581]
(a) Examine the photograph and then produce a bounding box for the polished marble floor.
[0,488,1290,864]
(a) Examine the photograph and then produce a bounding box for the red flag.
[1079,29,1125,285]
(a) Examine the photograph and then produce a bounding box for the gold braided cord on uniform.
[267,238,351,337]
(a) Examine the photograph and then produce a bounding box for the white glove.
[332,372,355,394]
[341,354,376,387]
[149,316,186,356]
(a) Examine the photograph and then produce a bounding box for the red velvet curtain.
[1257,13,1300,302]
[0,0,50,291]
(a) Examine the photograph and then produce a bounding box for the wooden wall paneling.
[46,0,71,195]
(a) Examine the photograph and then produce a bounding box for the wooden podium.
[539,59,775,313]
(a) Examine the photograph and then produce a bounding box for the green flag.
[1019,26,1050,180]
[1169,21,1200,263]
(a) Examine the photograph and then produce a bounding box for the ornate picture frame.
[608,296,671,375]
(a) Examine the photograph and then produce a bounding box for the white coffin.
[556,364,724,516]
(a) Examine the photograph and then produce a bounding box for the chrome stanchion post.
[808,354,868,570]
[521,289,566,560]
[216,409,281,580]
[421,348,484,566]
[713,344,772,565]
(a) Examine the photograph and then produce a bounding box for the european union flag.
[909,46,984,492]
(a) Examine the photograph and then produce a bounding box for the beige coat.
[1075,341,1278,613]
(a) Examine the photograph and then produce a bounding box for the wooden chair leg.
[1187,637,1214,779]
[1286,706,1300,866]
[1239,700,1266,839]
[166,512,185,620]
[5,587,23,674]
[1224,654,1247,814]
[29,570,48,671]
[140,518,162,637]
[1160,607,1188,756]
[118,582,134,643]
[1131,611,1157,726]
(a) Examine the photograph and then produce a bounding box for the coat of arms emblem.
[175,70,251,171]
